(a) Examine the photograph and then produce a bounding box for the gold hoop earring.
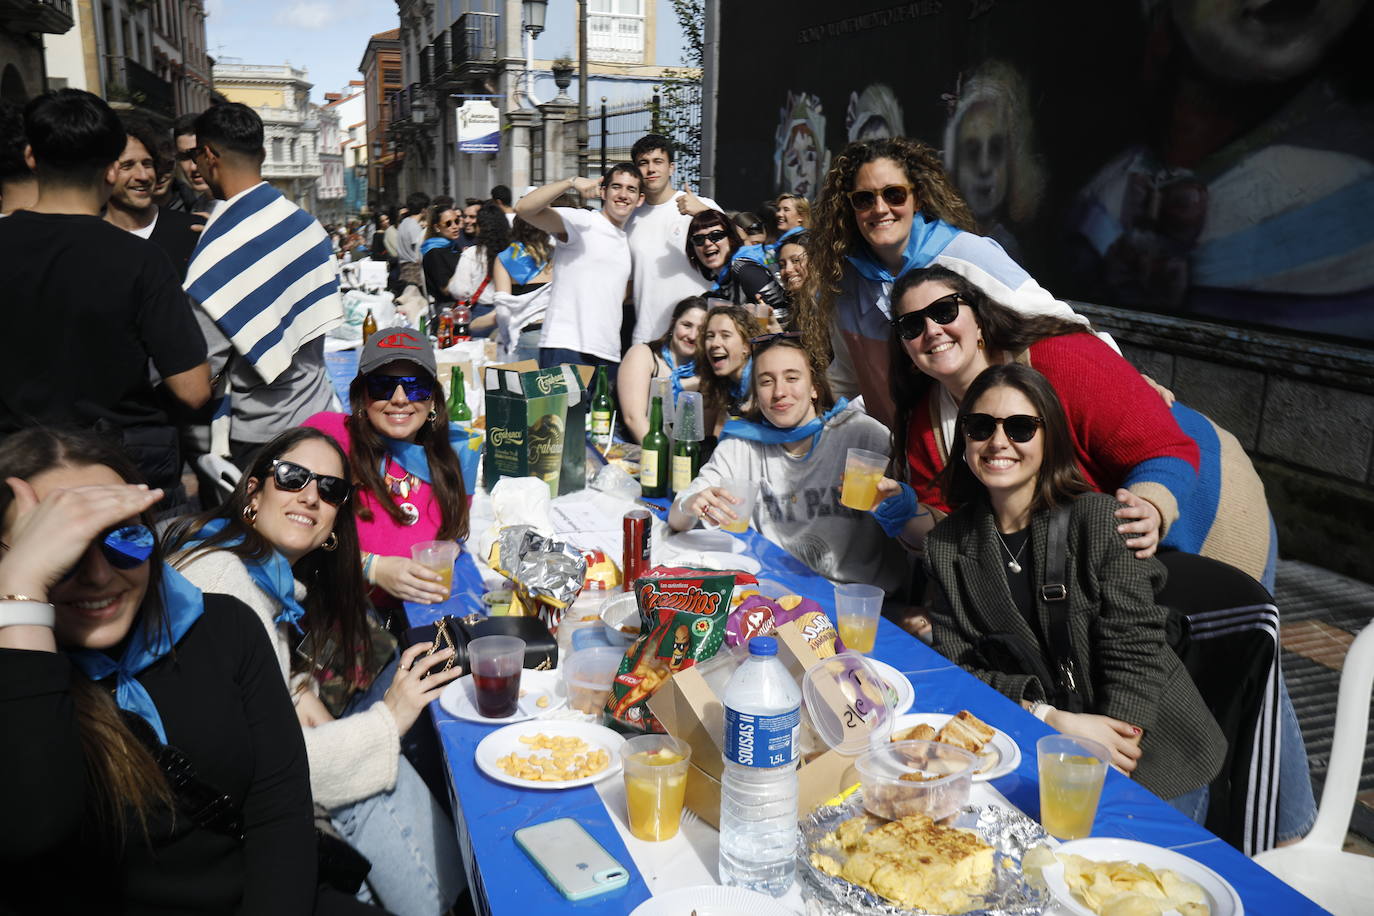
[242,504,258,525]
[321,532,338,552]
[976,338,985,350]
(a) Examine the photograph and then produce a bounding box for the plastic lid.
[748,636,778,657]
[801,651,895,755]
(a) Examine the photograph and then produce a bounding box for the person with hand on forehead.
[304,328,471,608]
[516,163,645,370]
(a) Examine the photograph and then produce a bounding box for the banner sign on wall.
[457,99,500,154]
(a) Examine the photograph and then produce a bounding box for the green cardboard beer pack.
[482,362,589,497]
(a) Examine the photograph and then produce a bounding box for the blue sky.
[206,1,692,105]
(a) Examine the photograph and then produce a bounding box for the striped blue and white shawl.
[185,182,342,385]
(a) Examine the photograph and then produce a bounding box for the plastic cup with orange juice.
[834,582,884,653]
[620,735,692,841]
[840,448,887,511]
[1037,734,1109,839]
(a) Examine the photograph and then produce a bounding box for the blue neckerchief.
[186,518,306,634]
[709,263,732,293]
[498,243,545,286]
[380,425,473,484]
[420,236,456,255]
[776,226,805,246]
[70,565,206,745]
[734,243,770,267]
[844,212,961,283]
[660,345,696,404]
[721,398,851,460]
[729,360,753,404]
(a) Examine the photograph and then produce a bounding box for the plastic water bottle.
[719,636,802,896]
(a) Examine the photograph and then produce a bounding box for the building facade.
[4,0,74,104]
[43,0,210,120]
[213,61,322,213]
[326,81,370,218]
[360,28,402,212]
[314,100,346,226]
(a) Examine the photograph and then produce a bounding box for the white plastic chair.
[1253,623,1374,915]
[194,453,242,501]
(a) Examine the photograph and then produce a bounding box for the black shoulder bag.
[1040,503,1087,713]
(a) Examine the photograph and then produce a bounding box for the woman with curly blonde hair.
[800,136,1096,427]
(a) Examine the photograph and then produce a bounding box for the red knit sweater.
[906,333,1200,513]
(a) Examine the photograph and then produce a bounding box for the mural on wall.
[720,0,1374,343]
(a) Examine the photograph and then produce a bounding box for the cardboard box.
[482,362,592,497]
[647,621,863,828]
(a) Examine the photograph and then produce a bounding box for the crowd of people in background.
[0,87,1319,916]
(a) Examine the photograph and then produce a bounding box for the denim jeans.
[333,656,465,915]
[1275,672,1318,842]
[1165,783,1210,824]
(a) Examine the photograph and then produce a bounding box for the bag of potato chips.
[603,568,737,733]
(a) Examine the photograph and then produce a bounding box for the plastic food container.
[856,739,977,821]
[801,651,896,756]
[599,591,639,648]
[562,646,625,715]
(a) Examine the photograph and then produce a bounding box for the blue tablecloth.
[407,528,1325,915]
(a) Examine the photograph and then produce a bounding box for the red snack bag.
[603,569,736,733]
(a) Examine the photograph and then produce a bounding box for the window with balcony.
[272,138,283,162]
[588,0,644,64]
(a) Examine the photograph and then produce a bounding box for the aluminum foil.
[799,795,1052,916]
[492,525,587,608]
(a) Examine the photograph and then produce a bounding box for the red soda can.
[622,509,651,591]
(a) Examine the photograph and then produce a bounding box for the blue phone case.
[513,818,630,901]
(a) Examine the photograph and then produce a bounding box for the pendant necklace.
[385,465,421,526]
[996,530,1028,574]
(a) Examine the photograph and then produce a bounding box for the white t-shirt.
[674,406,910,592]
[627,191,720,345]
[538,207,632,362]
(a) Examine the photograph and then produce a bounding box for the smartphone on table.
[513,817,631,901]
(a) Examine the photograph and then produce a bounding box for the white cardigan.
[173,549,400,810]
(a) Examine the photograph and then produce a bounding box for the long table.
[406,527,1326,915]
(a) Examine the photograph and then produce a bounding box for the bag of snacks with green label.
[603,567,742,733]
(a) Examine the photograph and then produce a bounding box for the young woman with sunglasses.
[420,205,462,308]
[684,209,779,315]
[617,296,707,443]
[0,428,320,914]
[165,426,465,915]
[924,364,1226,816]
[879,267,1318,842]
[668,335,908,591]
[800,136,1095,427]
[303,328,470,609]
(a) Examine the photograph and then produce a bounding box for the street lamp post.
[523,0,547,106]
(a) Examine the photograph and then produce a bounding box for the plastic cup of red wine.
[468,635,526,717]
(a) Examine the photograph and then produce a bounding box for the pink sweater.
[303,411,444,557]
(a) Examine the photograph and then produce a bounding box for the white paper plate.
[864,658,915,715]
[1044,837,1243,916]
[474,720,627,790]
[628,885,797,916]
[890,712,1021,781]
[439,667,567,724]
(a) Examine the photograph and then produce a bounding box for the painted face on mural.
[782,125,821,200]
[954,100,1009,221]
[1170,0,1366,83]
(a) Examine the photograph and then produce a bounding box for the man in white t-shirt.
[516,163,644,369]
[626,134,720,345]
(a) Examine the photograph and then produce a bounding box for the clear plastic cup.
[1037,734,1110,839]
[411,540,459,601]
[673,391,705,442]
[840,447,887,511]
[620,734,692,841]
[707,477,759,533]
[467,635,525,718]
[834,583,884,653]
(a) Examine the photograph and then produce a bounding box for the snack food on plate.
[811,813,994,913]
[603,567,739,733]
[1059,853,1210,916]
[496,733,612,782]
[892,710,995,755]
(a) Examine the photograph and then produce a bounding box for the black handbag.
[402,613,558,673]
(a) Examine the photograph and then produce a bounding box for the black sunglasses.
[960,413,1044,443]
[364,373,435,402]
[751,331,802,353]
[848,184,914,212]
[743,223,763,234]
[270,459,352,506]
[58,524,156,581]
[891,293,965,339]
[690,229,730,248]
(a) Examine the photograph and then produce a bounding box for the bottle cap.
[801,651,895,755]
[747,636,778,657]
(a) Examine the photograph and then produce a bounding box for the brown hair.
[509,214,553,267]
[886,266,1087,483]
[648,296,708,354]
[799,137,977,359]
[0,427,172,845]
[696,303,761,417]
[746,336,836,422]
[775,192,811,228]
[940,363,1092,512]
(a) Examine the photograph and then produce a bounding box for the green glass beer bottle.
[447,366,473,423]
[671,399,700,495]
[640,393,669,498]
[590,365,614,450]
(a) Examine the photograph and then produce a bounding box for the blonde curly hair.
[797,137,977,359]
